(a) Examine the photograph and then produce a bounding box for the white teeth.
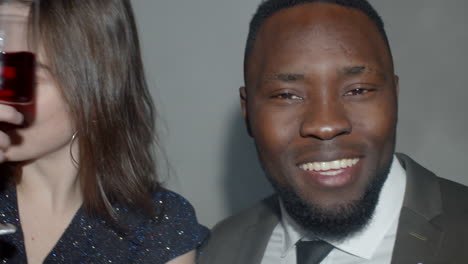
[299,158,360,172]
[331,160,341,170]
[320,169,344,176]
[321,162,330,171]
[340,159,347,168]
[313,163,321,171]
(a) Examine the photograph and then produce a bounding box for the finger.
[0,131,11,150]
[0,104,24,125]
[0,151,5,163]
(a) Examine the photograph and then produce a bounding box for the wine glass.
[0,0,39,235]
[0,0,37,106]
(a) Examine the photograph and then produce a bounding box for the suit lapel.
[235,196,280,264]
[392,154,445,264]
[391,208,444,263]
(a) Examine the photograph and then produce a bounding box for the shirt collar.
[278,155,407,259]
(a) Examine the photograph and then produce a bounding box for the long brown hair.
[32,0,160,220]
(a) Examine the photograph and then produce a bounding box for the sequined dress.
[0,185,209,263]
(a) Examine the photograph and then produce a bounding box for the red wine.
[0,52,35,105]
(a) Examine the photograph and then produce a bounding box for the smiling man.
[199,0,468,263]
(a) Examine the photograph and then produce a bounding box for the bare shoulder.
[165,250,195,264]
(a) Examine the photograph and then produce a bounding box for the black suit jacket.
[199,154,468,264]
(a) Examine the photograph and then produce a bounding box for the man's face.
[241,3,398,238]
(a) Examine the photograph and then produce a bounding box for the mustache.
[290,140,369,161]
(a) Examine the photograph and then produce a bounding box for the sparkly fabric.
[0,185,209,263]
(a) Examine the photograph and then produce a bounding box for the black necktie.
[296,240,334,264]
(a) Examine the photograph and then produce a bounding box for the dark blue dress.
[0,185,209,263]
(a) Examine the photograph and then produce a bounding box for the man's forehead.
[246,3,392,84]
[258,3,379,43]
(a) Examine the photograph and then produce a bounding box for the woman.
[0,1,208,263]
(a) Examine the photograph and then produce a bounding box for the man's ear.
[239,86,252,137]
[394,75,399,98]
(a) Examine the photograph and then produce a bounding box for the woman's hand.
[0,104,24,162]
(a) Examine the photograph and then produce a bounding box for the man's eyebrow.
[264,73,305,83]
[339,65,388,80]
[339,66,367,75]
[276,73,304,81]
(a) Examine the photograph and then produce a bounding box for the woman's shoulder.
[152,188,203,221]
[126,187,209,263]
[150,188,202,222]
[150,188,196,212]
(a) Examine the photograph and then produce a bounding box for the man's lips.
[297,158,361,188]
[298,158,359,173]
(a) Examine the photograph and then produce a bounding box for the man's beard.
[267,157,393,241]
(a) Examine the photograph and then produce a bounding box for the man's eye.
[344,88,373,96]
[273,93,303,100]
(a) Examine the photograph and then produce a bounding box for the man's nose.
[299,101,352,140]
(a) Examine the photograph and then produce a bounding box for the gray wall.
[133,0,468,227]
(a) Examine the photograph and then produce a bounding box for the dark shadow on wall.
[222,109,274,217]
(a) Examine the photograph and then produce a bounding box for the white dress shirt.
[261,156,407,264]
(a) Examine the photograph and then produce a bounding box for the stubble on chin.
[266,159,392,241]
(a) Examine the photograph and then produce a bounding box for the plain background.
[132,0,468,227]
